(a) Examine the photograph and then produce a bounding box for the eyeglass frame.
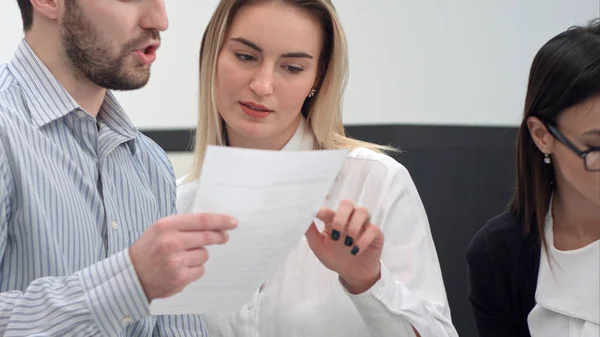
[544,122,600,172]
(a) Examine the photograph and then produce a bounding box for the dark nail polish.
[344,236,354,247]
[331,230,340,241]
[351,246,360,255]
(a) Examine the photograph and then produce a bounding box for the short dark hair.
[16,0,34,31]
[510,18,600,249]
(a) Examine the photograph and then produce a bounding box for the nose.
[249,65,274,97]
[141,0,169,32]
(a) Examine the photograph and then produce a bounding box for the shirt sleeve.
[466,227,520,337]
[0,159,150,337]
[343,164,459,337]
[153,315,207,336]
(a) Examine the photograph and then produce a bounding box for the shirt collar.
[98,91,138,140]
[8,39,79,128]
[281,116,315,151]
[8,39,138,141]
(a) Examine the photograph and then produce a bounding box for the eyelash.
[285,65,304,73]
[235,53,256,62]
[234,52,304,74]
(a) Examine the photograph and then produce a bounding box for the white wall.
[1,1,598,129]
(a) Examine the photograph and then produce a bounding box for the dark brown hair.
[16,0,77,31]
[16,0,33,31]
[509,18,600,249]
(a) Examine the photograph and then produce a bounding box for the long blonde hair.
[186,0,395,182]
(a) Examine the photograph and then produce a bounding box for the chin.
[592,194,600,207]
[229,118,272,140]
[238,124,270,139]
[582,187,600,207]
[114,73,150,90]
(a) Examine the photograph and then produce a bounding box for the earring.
[308,89,316,98]
[544,153,551,164]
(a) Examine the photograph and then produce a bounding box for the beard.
[60,0,160,91]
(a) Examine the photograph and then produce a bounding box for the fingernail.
[230,218,238,227]
[351,246,360,255]
[344,236,354,247]
[331,230,340,241]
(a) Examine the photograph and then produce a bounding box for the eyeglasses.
[545,123,600,172]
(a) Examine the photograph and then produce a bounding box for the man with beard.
[0,1,238,336]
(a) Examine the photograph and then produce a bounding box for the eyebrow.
[583,129,600,136]
[230,37,314,59]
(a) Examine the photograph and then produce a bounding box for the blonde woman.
[177,1,458,336]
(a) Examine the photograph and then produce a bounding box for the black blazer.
[466,211,542,337]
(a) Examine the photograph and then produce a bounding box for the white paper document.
[150,145,347,315]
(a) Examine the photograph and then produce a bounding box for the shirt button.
[111,220,118,230]
[75,110,87,118]
[121,315,134,326]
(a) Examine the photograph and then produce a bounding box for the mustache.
[124,29,161,51]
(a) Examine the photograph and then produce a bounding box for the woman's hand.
[305,200,385,294]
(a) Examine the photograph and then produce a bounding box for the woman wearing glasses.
[466,18,599,337]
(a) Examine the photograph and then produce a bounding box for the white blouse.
[177,120,457,337]
[528,209,599,337]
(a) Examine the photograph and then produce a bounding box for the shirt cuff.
[340,262,394,303]
[341,262,416,336]
[78,249,150,337]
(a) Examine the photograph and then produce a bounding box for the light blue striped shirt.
[0,39,206,336]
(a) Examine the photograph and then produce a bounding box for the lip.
[133,42,160,65]
[240,101,272,111]
[239,101,273,119]
[137,41,161,51]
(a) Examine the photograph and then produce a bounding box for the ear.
[311,69,323,93]
[30,0,61,22]
[527,116,555,155]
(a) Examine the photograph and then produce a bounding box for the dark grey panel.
[141,124,519,337]
[142,129,195,152]
[345,125,517,337]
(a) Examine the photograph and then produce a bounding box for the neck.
[552,185,600,249]
[25,30,106,118]
[227,116,302,150]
